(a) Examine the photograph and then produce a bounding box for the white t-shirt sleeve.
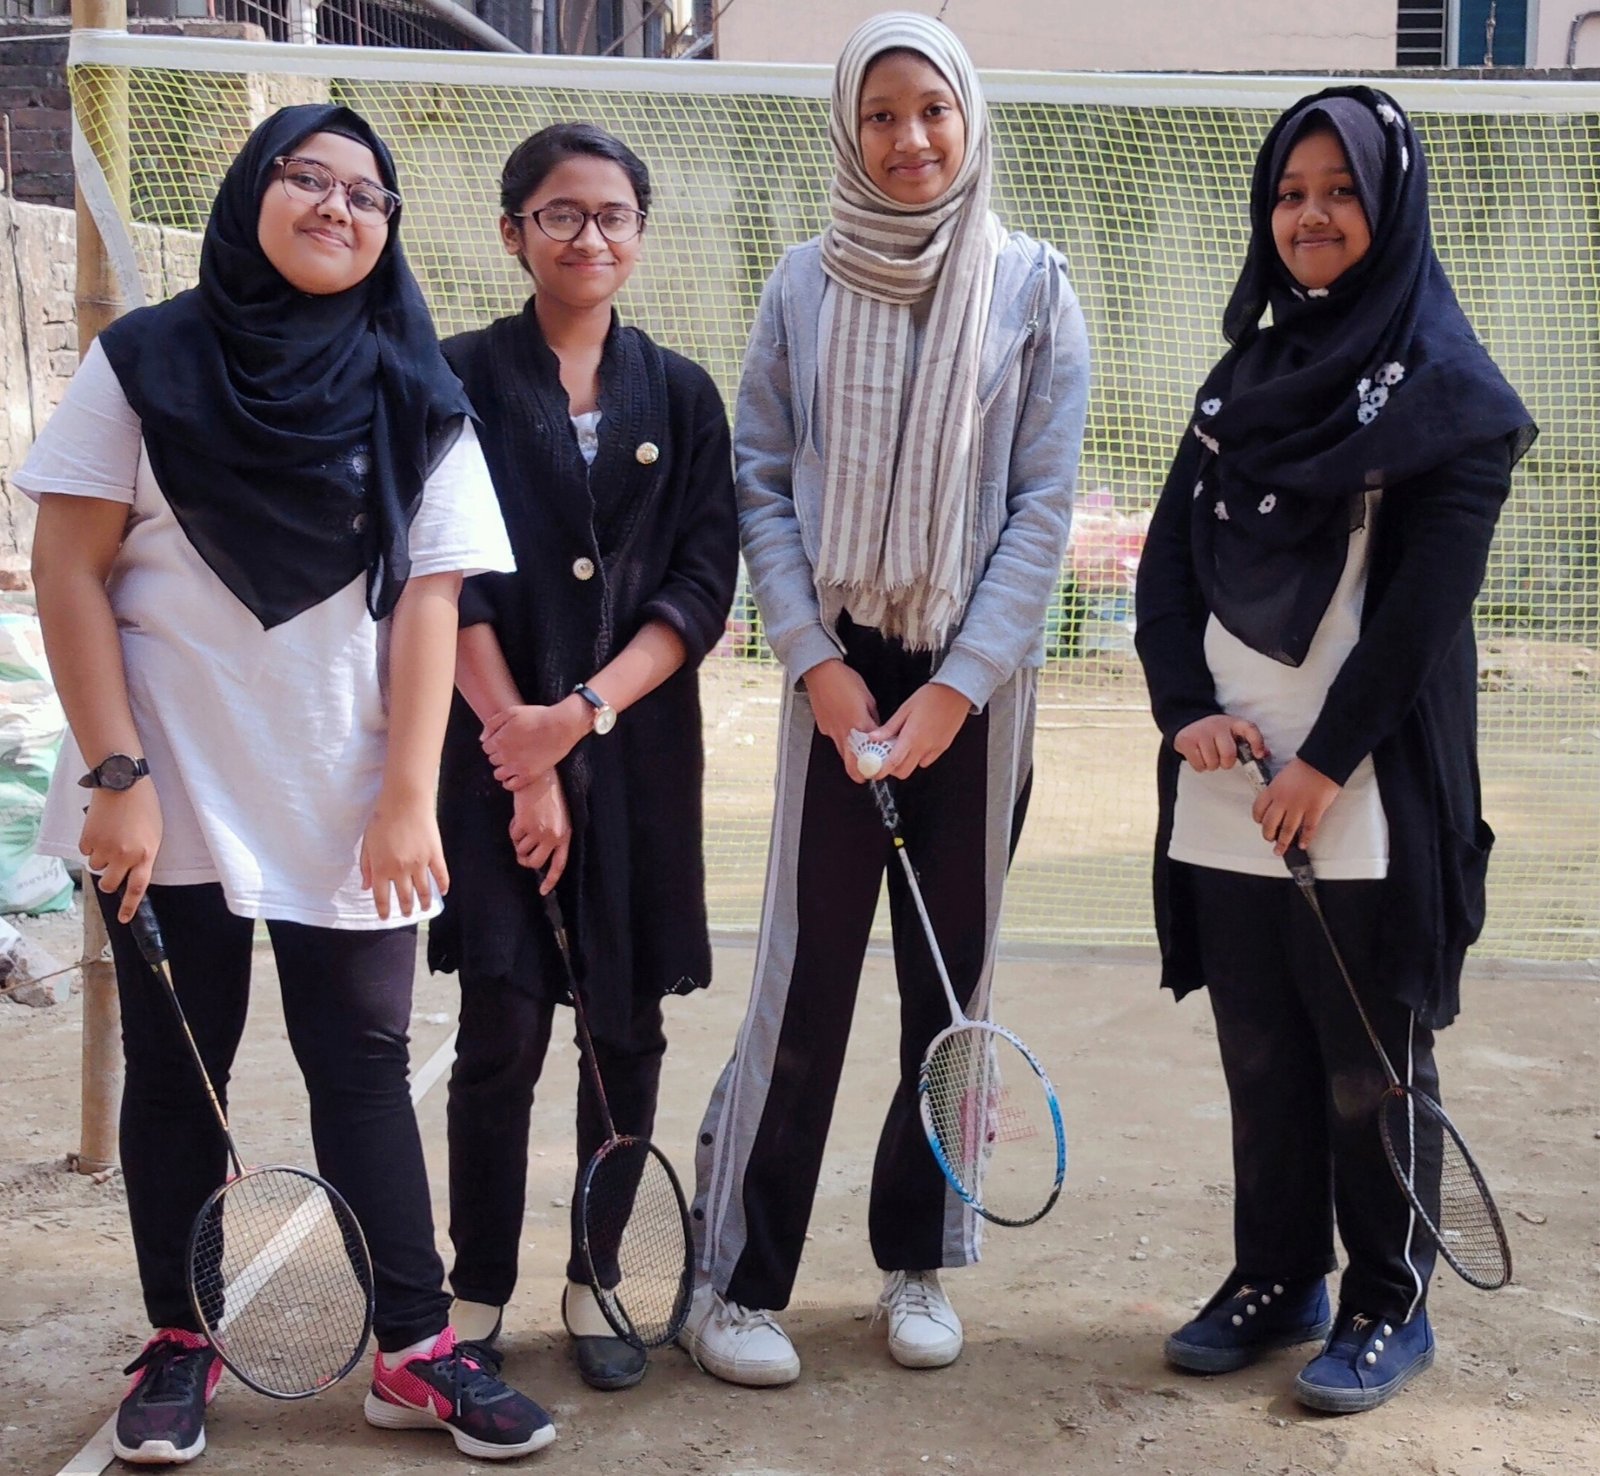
[12,339,142,505]
[406,418,516,580]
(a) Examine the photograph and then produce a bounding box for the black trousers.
[693,621,1034,1311]
[446,972,666,1301]
[100,883,451,1353]
[1189,866,1441,1321]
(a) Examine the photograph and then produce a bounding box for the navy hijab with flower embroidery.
[1180,86,1536,666]
[97,104,473,630]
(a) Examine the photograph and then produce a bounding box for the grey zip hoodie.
[735,230,1091,710]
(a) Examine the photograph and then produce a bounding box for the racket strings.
[582,1139,692,1349]
[922,1025,1063,1227]
[1379,1091,1511,1290]
[191,1168,372,1396]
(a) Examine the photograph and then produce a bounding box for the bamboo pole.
[69,0,129,1178]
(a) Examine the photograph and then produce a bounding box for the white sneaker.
[878,1270,963,1369]
[677,1282,800,1387]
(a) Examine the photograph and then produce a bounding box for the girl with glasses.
[429,122,738,1391]
[680,12,1089,1385]
[20,106,556,1461]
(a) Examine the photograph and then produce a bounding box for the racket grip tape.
[1231,738,1313,873]
[128,897,168,969]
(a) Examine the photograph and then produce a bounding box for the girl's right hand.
[802,659,880,781]
[510,770,571,894]
[81,783,163,923]
[1174,713,1267,772]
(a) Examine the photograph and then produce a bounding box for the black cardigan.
[428,304,738,1046]
[1135,433,1514,1030]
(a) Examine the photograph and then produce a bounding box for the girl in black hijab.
[22,105,555,1461]
[1136,88,1535,1414]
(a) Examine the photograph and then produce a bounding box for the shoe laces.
[430,1340,511,1419]
[876,1271,941,1324]
[123,1335,209,1403]
[718,1297,784,1336]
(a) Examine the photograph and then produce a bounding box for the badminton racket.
[126,899,376,1397]
[1233,739,1512,1290]
[868,780,1066,1228]
[541,889,694,1350]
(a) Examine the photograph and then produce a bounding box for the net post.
[68,0,128,1178]
[74,894,120,1176]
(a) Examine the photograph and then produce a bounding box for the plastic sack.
[0,605,73,914]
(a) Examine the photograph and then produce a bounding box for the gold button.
[636,441,659,465]
[572,556,595,581]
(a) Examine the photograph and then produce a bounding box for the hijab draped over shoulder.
[815,11,1004,652]
[97,104,473,630]
[1178,86,1536,666]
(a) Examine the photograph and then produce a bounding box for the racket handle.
[1231,738,1314,874]
[869,777,900,834]
[129,897,168,969]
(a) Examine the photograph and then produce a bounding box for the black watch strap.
[78,753,150,791]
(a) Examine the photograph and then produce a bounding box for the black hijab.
[97,104,473,629]
[1179,86,1536,666]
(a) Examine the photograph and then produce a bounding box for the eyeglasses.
[510,205,647,244]
[273,156,401,223]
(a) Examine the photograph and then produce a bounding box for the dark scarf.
[97,104,473,629]
[1178,86,1536,666]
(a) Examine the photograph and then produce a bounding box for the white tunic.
[1168,492,1389,881]
[15,340,515,929]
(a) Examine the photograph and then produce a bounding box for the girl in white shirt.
[21,104,555,1464]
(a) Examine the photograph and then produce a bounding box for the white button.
[572,557,595,581]
[1272,1284,1284,1295]
[635,440,659,465]
[1231,1314,1243,1327]
[1383,1324,1393,1337]
[1365,1351,1378,1366]
[1245,1304,1257,1316]
[1373,1339,1384,1352]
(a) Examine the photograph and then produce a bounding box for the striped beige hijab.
[816,12,1001,651]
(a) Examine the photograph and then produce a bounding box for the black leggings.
[101,883,451,1352]
[447,975,666,1303]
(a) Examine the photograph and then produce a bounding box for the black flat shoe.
[563,1281,647,1391]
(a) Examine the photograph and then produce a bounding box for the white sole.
[363,1392,558,1459]
[111,1430,205,1464]
[888,1338,963,1370]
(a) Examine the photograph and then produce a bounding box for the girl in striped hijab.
[681,12,1090,1386]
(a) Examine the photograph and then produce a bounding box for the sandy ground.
[1,902,1597,1476]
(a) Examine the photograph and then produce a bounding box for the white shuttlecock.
[848,729,892,779]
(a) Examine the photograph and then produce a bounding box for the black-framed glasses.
[510,205,647,244]
[273,156,401,223]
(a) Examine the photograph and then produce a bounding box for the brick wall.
[0,30,72,209]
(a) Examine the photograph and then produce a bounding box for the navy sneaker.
[1164,1273,1333,1374]
[365,1326,557,1459]
[1294,1306,1435,1413]
[112,1329,222,1465]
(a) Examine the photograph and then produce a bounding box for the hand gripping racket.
[126,899,375,1397]
[1233,740,1512,1290]
[868,780,1066,1228]
[541,890,694,1349]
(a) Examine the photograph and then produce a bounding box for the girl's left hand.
[868,683,971,781]
[483,700,588,790]
[361,791,449,920]
[1253,757,1342,856]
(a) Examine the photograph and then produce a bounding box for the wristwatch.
[572,683,617,736]
[78,753,150,791]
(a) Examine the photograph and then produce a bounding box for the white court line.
[53,1028,460,1476]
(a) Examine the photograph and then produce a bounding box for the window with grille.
[1398,0,1448,65]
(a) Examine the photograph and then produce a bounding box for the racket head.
[918,1020,1066,1229]
[186,1165,374,1398]
[578,1135,694,1351]
[1377,1086,1512,1291]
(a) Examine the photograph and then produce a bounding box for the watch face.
[593,706,617,736]
[98,754,143,791]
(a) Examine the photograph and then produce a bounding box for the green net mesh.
[69,42,1599,960]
